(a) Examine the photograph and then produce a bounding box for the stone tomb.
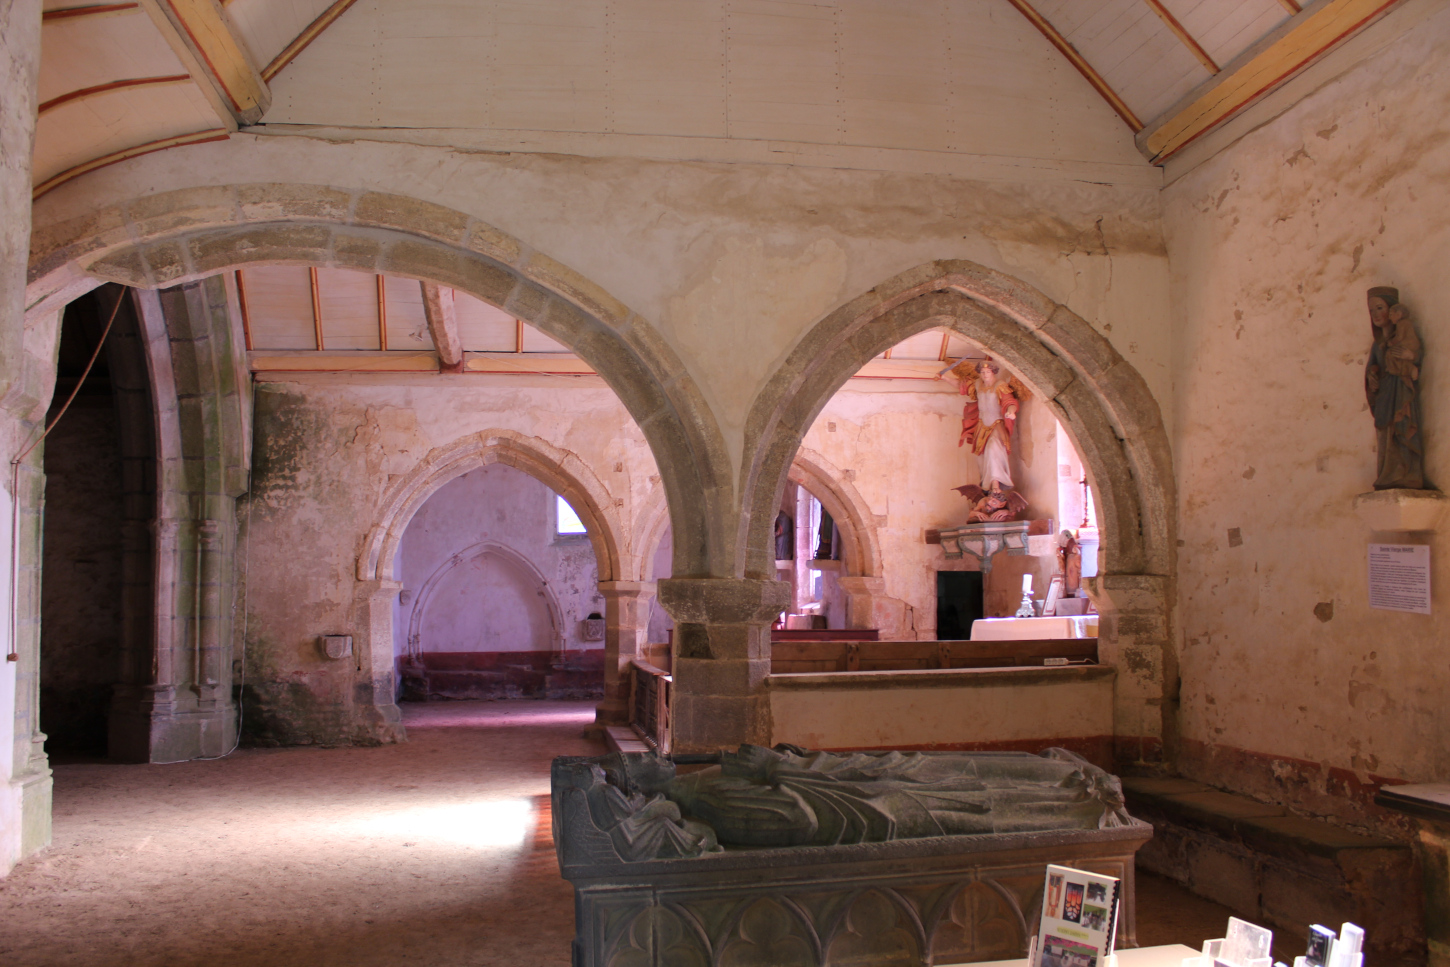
[552,747,1153,966]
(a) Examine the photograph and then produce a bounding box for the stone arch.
[360,429,627,585]
[632,485,671,583]
[27,184,732,581]
[741,260,1176,765]
[404,540,567,659]
[787,447,881,579]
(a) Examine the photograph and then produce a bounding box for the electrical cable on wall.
[7,286,125,665]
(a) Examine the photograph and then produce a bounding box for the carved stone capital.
[656,578,791,626]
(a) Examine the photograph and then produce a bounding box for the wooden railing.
[770,637,1096,674]
[628,659,671,754]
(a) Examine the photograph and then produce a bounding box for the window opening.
[556,494,587,536]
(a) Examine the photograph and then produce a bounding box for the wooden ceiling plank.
[261,0,362,82]
[1141,0,1402,163]
[420,282,464,374]
[309,267,324,350]
[32,128,229,199]
[1141,0,1219,73]
[235,269,253,351]
[1001,0,1144,132]
[38,74,192,114]
[42,3,138,21]
[1278,0,1302,13]
[138,0,269,124]
[377,276,388,352]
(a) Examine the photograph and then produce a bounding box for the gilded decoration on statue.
[1365,286,1424,490]
[950,357,1030,521]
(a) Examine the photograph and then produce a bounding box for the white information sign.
[1368,543,1431,614]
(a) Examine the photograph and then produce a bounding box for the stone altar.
[552,746,1153,967]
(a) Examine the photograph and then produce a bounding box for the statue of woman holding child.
[1365,286,1424,490]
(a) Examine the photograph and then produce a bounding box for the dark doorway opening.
[936,571,983,641]
[40,287,125,755]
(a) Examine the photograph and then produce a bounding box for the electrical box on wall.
[320,635,353,660]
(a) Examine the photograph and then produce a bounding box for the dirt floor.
[0,700,1269,966]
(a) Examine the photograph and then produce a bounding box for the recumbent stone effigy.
[552,744,1153,967]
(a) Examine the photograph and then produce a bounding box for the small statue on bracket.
[1364,286,1424,490]
[950,357,1031,521]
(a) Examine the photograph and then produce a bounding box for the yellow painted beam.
[139,0,269,124]
[1141,0,1401,163]
[466,354,597,376]
[249,352,440,373]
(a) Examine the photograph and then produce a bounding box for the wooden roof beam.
[1142,0,1219,73]
[1002,0,1143,132]
[138,0,270,125]
[261,0,362,82]
[1140,0,1403,164]
[420,282,464,374]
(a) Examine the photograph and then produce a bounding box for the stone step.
[603,726,652,755]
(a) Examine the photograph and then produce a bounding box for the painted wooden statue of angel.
[950,357,1031,521]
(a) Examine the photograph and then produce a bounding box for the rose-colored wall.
[1163,3,1450,823]
[393,464,601,659]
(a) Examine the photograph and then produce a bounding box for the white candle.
[1022,574,1033,594]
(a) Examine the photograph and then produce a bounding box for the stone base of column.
[596,580,657,728]
[109,700,239,763]
[1085,572,1171,770]
[658,578,790,755]
[671,657,772,751]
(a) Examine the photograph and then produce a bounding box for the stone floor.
[0,700,1268,966]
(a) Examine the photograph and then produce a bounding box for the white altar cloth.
[970,615,1098,640]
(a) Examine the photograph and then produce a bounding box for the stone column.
[352,578,406,744]
[1085,572,1171,769]
[657,578,791,754]
[0,0,45,876]
[595,580,655,726]
[837,575,884,631]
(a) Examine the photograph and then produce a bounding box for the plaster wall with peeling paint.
[1164,3,1450,821]
[238,364,1087,737]
[240,375,660,742]
[34,138,1174,480]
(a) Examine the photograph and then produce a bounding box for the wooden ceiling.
[33,0,1404,196]
[239,265,973,382]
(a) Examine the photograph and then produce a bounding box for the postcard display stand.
[1031,864,1123,967]
[1180,918,1365,967]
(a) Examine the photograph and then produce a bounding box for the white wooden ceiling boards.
[32,1,1405,191]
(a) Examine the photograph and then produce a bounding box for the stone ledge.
[1124,777,1421,964]
[767,664,1115,691]
[1353,488,1448,532]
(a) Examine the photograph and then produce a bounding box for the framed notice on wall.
[1368,543,1431,614]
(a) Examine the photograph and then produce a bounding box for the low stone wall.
[769,666,1115,767]
[1125,777,1423,966]
[399,649,604,701]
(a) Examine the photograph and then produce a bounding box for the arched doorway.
[740,261,1176,767]
[391,465,600,703]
